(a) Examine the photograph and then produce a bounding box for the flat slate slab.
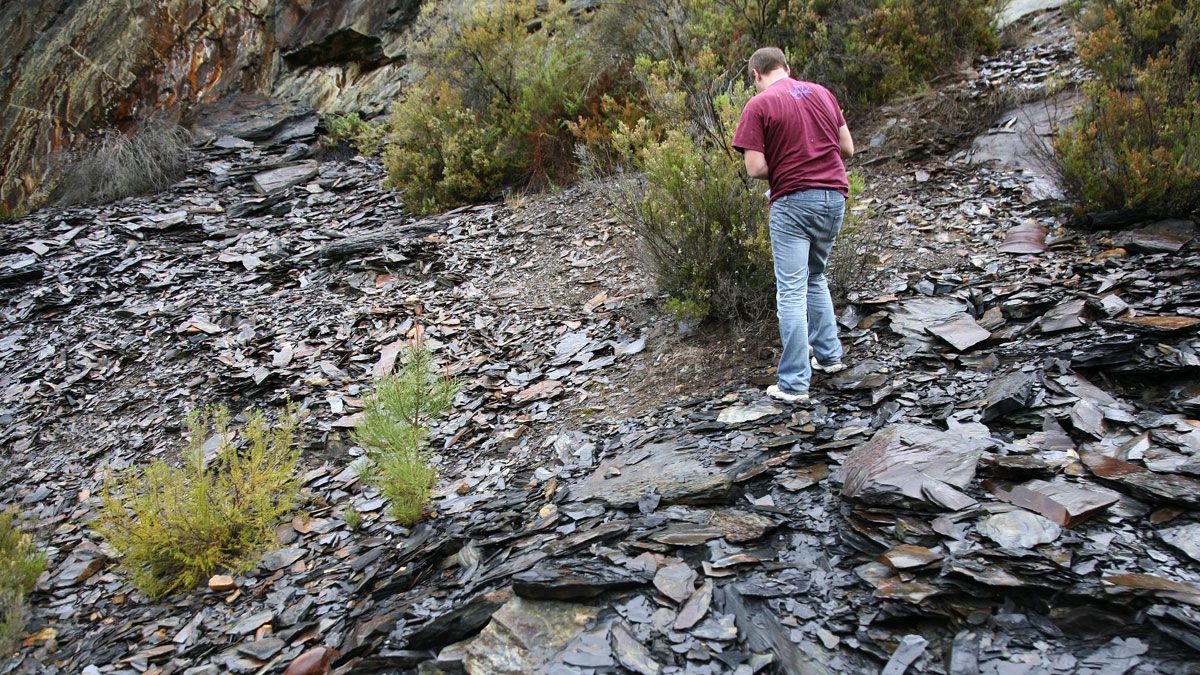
[253,160,319,195]
[1121,219,1196,254]
[571,439,757,508]
[460,596,599,673]
[841,424,994,511]
[927,314,991,351]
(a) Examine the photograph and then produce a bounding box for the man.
[733,46,853,403]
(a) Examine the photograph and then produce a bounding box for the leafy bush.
[324,112,367,146]
[1055,0,1200,217]
[381,0,598,214]
[0,510,45,653]
[96,405,302,598]
[838,0,1001,106]
[353,344,457,526]
[383,80,514,214]
[614,86,776,322]
[54,117,191,206]
[322,113,387,156]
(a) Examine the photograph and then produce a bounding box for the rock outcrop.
[0,0,420,214]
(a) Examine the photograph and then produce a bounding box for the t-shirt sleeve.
[732,99,765,154]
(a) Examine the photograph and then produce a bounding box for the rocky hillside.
[0,0,419,214]
[2,3,1199,675]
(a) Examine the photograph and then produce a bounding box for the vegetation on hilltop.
[1056,0,1200,218]
[378,0,1000,319]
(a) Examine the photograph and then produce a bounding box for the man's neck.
[759,70,790,92]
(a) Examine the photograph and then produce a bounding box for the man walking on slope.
[733,47,855,404]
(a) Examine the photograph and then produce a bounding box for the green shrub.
[353,344,457,526]
[615,85,776,322]
[54,117,191,206]
[381,0,1000,216]
[1055,0,1200,217]
[0,510,45,653]
[838,0,1000,106]
[381,0,598,213]
[351,119,388,157]
[324,112,367,145]
[322,113,387,156]
[342,507,362,531]
[382,80,513,214]
[96,405,302,598]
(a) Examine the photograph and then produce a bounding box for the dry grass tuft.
[54,118,192,206]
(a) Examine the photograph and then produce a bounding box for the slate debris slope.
[1,8,1199,675]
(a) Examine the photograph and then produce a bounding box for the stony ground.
[2,8,1199,675]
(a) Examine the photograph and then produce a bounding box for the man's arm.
[838,124,854,160]
[744,150,769,180]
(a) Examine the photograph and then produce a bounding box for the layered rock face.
[0,0,420,213]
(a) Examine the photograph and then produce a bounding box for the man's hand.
[838,124,855,160]
[744,150,769,180]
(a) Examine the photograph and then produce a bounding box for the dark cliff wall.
[0,0,420,213]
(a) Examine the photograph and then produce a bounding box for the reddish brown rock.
[283,646,341,675]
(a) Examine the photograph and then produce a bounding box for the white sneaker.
[811,357,847,374]
[766,384,810,403]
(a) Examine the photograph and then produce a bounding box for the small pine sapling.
[354,345,458,526]
[0,509,46,652]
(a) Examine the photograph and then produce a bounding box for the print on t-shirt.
[732,78,849,202]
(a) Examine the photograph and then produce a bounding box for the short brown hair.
[748,47,788,76]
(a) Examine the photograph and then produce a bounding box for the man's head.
[749,47,789,92]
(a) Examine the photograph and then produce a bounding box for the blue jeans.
[768,188,845,393]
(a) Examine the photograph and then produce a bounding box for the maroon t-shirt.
[732,78,848,202]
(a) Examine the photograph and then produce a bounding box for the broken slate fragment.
[1040,298,1089,333]
[513,562,650,600]
[253,160,318,195]
[239,637,285,660]
[1116,315,1200,334]
[283,646,340,675]
[721,585,833,675]
[1102,574,1200,606]
[649,522,724,546]
[1081,450,1200,506]
[1121,219,1196,254]
[1159,523,1200,563]
[829,360,890,390]
[841,424,992,511]
[572,441,756,508]
[705,509,777,543]
[226,610,274,635]
[261,547,306,571]
[460,596,598,673]
[976,510,1062,549]
[611,621,661,675]
[717,402,782,425]
[985,478,1120,527]
[654,562,697,603]
[673,579,713,630]
[927,314,991,351]
[882,634,929,675]
[981,370,1037,422]
[879,544,944,570]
